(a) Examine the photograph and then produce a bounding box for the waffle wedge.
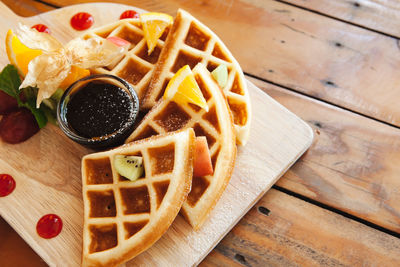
[126,63,236,230]
[142,9,251,145]
[81,128,195,266]
[81,19,169,101]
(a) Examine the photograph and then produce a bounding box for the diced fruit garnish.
[120,10,139,20]
[106,36,131,47]
[140,12,173,55]
[0,90,18,115]
[58,65,90,90]
[0,108,39,144]
[211,64,228,88]
[6,29,43,77]
[70,12,94,31]
[114,155,144,181]
[193,136,213,177]
[164,65,209,111]
[31,24,51,34]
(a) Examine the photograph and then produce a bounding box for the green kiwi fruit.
[114,155,144,181]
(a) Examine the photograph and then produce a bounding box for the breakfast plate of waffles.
[0,2,313,266]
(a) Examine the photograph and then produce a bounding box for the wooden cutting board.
[0,2,313,266]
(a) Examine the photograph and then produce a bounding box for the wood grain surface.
[2,0,400,266]
[39,0,400,128]
[251,77,400,233]
[285,0,400,37]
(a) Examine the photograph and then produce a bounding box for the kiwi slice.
[114,155,144,181]
[211,64,228,88]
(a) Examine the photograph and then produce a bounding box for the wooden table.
[1,0,400,266]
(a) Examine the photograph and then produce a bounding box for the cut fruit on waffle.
[164,64,208,111]
[81,19,170,101]
[140,12,173,55]
[81,128,195,266]
[142,9,252,145]
[126,63,236,230]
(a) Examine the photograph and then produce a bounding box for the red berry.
[0,91,18,115]
[70,12,94,31]
[120,10,139,20]
[0,108,39,144]
[31,24,51,34]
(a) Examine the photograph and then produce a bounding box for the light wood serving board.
[0,2,313,266]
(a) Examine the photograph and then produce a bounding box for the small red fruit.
[70,12,94,31]
[31,24,51,34]
[0,90,18,115]
[120,10,139,20]
[0,108,39,144]
[36,214,63,239]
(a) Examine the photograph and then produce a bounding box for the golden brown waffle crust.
[126,63,236,230]
[81,18,168,102]
[81,129,195,266]
[142,9,252,145]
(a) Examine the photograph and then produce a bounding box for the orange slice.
[140,12,173,55]
[164,65,208,111]
[6,29,42,77]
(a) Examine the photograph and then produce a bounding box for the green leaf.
[0,64,21,98]
[19,98,48,129]
[41,104,58,126]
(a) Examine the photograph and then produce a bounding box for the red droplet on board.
[70,12,94,31]
[120,10,139,20]
[0,174,16,197]
[31,24,51,34]
[36,214,63,239]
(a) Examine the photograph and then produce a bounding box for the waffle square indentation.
[114,26,143,45]
[124,220,148,239]
[135,43,162,64]
[212,43,230,61]
[195,75,211,101]
[120,186,150,214]
[187,176,209,207]
[202,106,220,133]
[184,22,210,51]
[134,125,159,140]
[154,102,191,132]
[84,157,113,185]
[89,224,118,253]
[87,190,116,218]
[227,96,247,126]
[231,73,245,96]
[117,58,150,85]
[153,181,170,209]
[171,51,202,73]
[148,143,175,176]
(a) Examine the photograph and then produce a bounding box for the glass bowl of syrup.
[57,74,139,149]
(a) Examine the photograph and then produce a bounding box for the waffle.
[142,9,251,145]
[126,63,236,230]
[81,19,169,101]
[81,128,195,266]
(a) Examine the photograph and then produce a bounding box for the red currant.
[120,10,139,20]
[70,12,94,31]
